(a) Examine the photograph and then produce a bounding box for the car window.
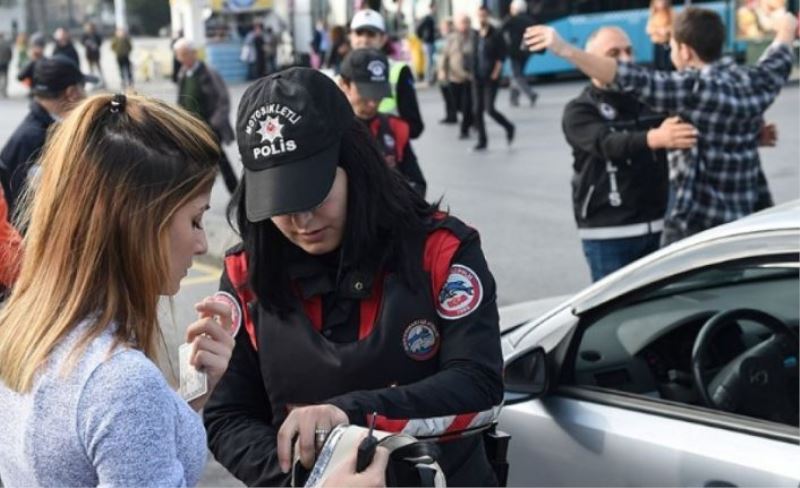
[565,258,799,427]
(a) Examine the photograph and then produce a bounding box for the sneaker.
[529,92,539,107]
[440,118,458,125]
[507,125,516,146]
[458,133,470,140]
[472,142,487,151]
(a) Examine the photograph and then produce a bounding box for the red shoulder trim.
[387,116,410,162]
[423,227,462,308]
[224,252,258,351]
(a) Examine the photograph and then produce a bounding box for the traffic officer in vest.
[561,27,697,281]
[203,68,503,486]
[339,48,427,197]
[349,9,425,139]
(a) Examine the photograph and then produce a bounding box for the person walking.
[263,27,279,75]
[0,92,236,486]
[325,25,349,74]
[53,28,80,66]
[0,56,96,214]
[174,39,238,194]
[111,28,133,89]
[527,8,797,245]
[350,9,425,139]
[562,27,697,281]
[472,6,515,151]
[502,0,539,107]
[203,68,503,487]
[81,22,105,87]
[416,4,437,84]
[439,13,476,140]
[242,22,266,80]
[646,0,674,70]
[0,33,12,98]
[436,18,458,124]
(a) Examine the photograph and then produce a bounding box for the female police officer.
[203,68,503,486]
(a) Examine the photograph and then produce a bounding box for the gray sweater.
[0,322,207,486]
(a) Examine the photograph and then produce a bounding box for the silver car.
[497,200,799,486]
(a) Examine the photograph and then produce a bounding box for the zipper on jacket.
[581,185,595,219]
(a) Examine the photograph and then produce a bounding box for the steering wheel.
[691,308,798,424]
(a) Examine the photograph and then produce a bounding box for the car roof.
[570,200,800,315]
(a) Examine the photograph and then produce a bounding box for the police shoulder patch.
[213,291,243,338]
[436,264,483,320]
[402,319,440,360]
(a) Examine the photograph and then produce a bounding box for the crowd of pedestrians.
[0,4,796,486]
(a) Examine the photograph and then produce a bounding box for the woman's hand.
[277,404,349,472]
[185,297,236,410]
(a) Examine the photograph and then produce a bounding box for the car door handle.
[704,481,737,487]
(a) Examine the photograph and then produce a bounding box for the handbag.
[240,43,255,63]
[294,424,447,487]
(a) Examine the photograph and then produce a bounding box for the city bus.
[516,0,746,76]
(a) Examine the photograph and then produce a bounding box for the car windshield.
[635,262,799,303]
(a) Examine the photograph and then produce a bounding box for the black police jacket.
[562,85,669,234]
[0,101,54,214]
[203,215,503,487]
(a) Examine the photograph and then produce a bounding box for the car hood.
[498,294,572,334]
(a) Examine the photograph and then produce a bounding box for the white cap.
[350,9,386,33]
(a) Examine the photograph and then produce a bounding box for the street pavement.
[0,52,797,485]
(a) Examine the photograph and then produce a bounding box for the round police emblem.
[436,264,483,320]
[599,102,617,120]
[367,60,387,81]
[402,319,440,361]
[212,291,243,338]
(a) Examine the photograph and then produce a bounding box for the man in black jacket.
[562,27,698,281]
[0,56,93,214]
[52,28,80,67]
[473,6,515,151]
[502,0,538,107]
[174,39,238,193]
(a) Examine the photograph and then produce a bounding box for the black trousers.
[440,83,458,121]
[473,79,513,145]
[450,81,473,137]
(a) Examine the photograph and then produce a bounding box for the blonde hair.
[0,93,219,393]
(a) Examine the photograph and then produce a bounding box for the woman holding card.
[0,93,235,486]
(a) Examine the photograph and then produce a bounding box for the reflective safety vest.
[378,61,407,115]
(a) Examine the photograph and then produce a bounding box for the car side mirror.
[504,346,549,398]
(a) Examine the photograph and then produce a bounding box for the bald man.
[561,27,697,281]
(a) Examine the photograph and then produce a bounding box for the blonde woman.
[0,93,235,485]
[647,0,674,70]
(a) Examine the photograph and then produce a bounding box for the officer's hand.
[647,116,698,150]
[758,121,778,147]
[775,12,798,45]
[185,298,236,410]
[322,440,390,488]
[278,404,349,473]
[523,25,568,56]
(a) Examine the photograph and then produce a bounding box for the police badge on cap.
[340,49,392,102]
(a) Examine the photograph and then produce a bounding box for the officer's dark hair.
[228,119,440,313]
[672,7,725,63]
